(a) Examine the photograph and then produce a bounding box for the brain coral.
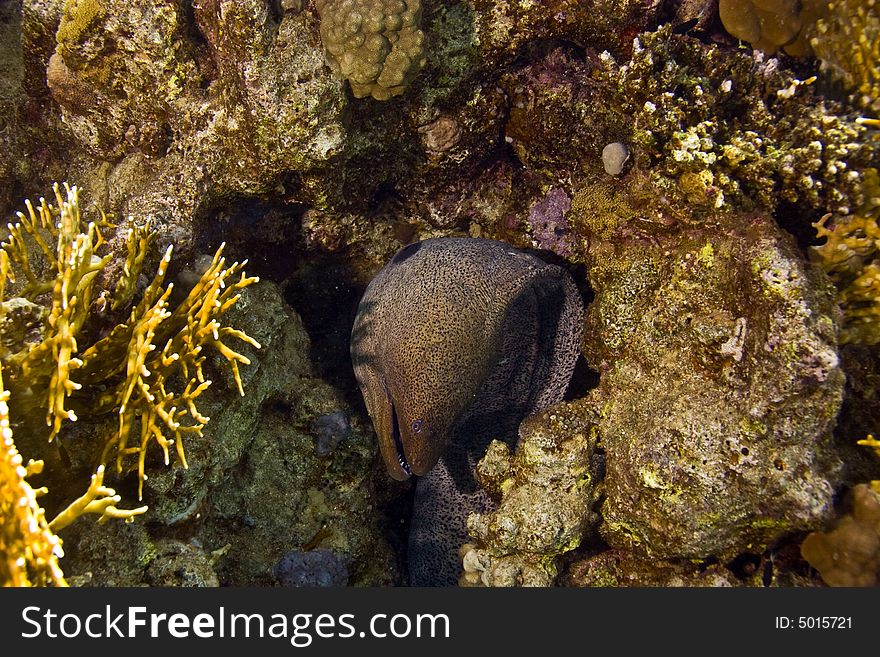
[315,0,426,100]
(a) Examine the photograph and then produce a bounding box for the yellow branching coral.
[0,364,66,587]
[811,0,880,114]
[2,184,113,439]
[858,434,880,493]
[93,243,261,498]
[1,358,146,586]
[812,170,880,344]
[112,219,155,311]
[1,182,260,523]
[48,465,147,533]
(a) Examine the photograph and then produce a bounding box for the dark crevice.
[775,199,827,253]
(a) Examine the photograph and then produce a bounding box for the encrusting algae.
[0,184,260,585]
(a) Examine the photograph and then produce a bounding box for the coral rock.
[462,401,601,586]
[587,213,844,560]
[315,0,426,100]
[274,548,349,587]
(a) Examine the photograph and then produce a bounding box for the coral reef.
[144,539,220,587]
[315,0,426,100]
[52,279,397,586]
[584,213,843,560]
[1,184,259,502]
[7,0,880,588]
[562,541,820,586]
[563,550,743,587]
[801,483,880,586]
[811,0,880,114]
[719,0,879,114]
[29,0,348,260]
[526,187,573,257]
[593,25,875,216]
[472,0,659,65]
[0,183,285,586]
[811,175,880,345]
[460,401,601,586]
[48,0,198,158]
[0,364,65,587]
[718,0,826,56]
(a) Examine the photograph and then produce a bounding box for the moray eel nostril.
[350,237,584,585]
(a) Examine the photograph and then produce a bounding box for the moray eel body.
[351,238,583,585]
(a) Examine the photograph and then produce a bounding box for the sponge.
[801,484,880,587]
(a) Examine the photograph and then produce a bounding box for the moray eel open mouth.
[390,400,413,478]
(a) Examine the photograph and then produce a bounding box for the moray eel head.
[358,370,445,481]
[351,237,583,483]
[352,237,585,585]
[353,313,488,481]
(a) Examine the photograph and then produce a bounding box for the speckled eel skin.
[351,238,583,585]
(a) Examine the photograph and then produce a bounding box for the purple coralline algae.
[528,187,573,257]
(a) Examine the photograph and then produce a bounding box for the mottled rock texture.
[586,213,844,560]
[460,401,601,586]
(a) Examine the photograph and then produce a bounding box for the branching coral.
[811,0,880,115]
[1,357,149,586]
[719,0,879,115]
[811,170,880,344]
[0,183,260,516]
[1,185,114,440]
[97,242,261,497]
[48,465,147,532]
[0,364,66,587]
[857,434,880,492]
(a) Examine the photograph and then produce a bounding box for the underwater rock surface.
[461,401,601,587]
[274,548,350,587]
[586,213,844,559]
[3,1,880,587]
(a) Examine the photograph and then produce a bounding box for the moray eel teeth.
[388,390,413,478]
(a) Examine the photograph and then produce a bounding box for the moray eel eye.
[411,419,423,434]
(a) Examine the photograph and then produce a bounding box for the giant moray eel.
[351,238,584,585]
